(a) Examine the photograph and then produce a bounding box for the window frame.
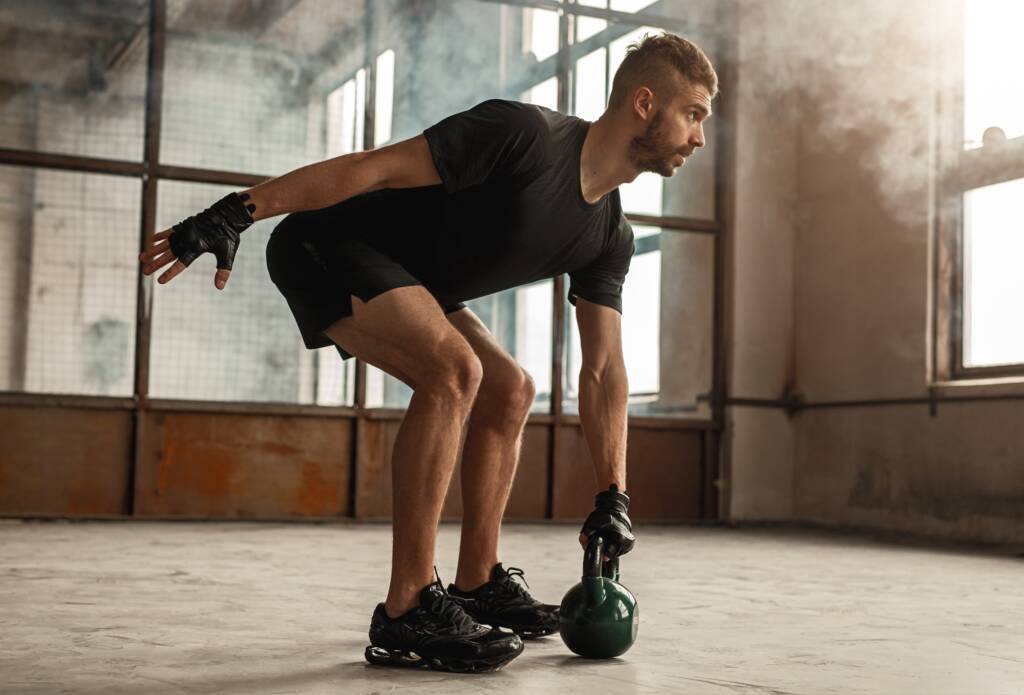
[934,0,1024,382]
[0,0,730,427]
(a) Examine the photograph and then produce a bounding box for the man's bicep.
[575,297,625,376]
[367,135,442,190]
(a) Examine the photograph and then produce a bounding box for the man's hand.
[139,192,254,290]
[578,484,635,561]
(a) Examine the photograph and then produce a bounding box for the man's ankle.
[454,564,498,593]
[383,595,419,619]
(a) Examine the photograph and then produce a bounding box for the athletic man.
[138,32,717,672]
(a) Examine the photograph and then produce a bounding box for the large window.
[938,0,1024,378]
[0,0,722,421]
[0,166,140,396]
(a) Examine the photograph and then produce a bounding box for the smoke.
[737,0,962,229]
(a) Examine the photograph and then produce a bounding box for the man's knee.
[477,364,535,423]
[418,336,483,403]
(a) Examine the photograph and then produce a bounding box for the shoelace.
[500,566,534,600]
[425,568,477,632]
[426,589,477,632]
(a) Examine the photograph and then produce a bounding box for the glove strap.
[210,191,255,230]
[178,191,254,238]
[594,484,630,513]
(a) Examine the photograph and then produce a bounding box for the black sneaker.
[447,563,560,639]
[364,578,524,673]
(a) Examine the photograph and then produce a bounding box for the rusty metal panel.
[553,424,703,521]
[135,412,351,517]
[503,424,550,520]
[357,419,551,521]
[0,406,131,515]
[355,418,401,519]
[441,424,550,521]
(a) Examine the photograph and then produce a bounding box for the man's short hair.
[608,32,719,110]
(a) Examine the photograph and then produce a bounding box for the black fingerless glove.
[169,192,255,270]
[580,484,635,558]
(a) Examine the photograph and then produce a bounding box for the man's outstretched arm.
[140,135,440,287]
[242,134,442,221]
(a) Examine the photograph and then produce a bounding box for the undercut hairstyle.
[608,32,719,110]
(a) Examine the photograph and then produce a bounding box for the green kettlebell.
[559,535,639,658]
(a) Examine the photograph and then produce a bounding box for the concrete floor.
[1,521,1022,695]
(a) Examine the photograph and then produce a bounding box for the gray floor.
[1,521,1022,695]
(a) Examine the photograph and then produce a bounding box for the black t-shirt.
[322,99,635,313]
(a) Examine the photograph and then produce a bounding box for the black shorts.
[265,210,465,361]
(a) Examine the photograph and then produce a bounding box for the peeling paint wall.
[731,0,1024,543]
[725,0,801,520]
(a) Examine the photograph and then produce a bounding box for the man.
[139,32,716,673]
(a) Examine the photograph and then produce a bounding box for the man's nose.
[691,124,706,148]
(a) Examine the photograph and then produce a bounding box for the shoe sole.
[364,640,524,673]
[516,627,557,639]
[471,619,559,640]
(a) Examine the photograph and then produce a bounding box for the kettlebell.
[559,535,639,658]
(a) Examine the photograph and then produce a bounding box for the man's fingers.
[214,268,230,290]
[143,251,176,275]
[158,260,187,284]
[139,239,170,262]
[142,251,177,275]
[153,228,174,242]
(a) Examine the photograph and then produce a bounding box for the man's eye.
[689,111,698,121]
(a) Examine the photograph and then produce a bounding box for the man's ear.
[632,87,655,120]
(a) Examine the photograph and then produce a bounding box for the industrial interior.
[1,0,1022,693]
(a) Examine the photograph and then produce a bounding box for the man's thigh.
[322,286,474,388]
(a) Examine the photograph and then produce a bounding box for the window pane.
[374,50,396,147]
[610,0,658,12]
[523,7,560,62]
[326,76,361,158]
[382,1,560,142]
[574,48,608,121]
[610,0,718,18]
[963,179,1024,367]
[964,0,1024,148]
[516,281,554,412]
[365,283,553,413]
[149,181,355,404]
[521,76,559,110]
[355,68,367,153]
[564,227,713,418]
[365,364,410,410]
[575,1,609,43]
[162,2,368,174]
[0,166,139,395]
[0,1,148,161]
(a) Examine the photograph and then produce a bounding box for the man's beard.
[628,109,682,177]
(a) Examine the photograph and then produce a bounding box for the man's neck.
[579,113,640,204]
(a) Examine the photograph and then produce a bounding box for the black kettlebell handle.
[584,535,620,580]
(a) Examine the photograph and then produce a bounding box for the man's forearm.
[241,151,383,221]
[578,364,629,491]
